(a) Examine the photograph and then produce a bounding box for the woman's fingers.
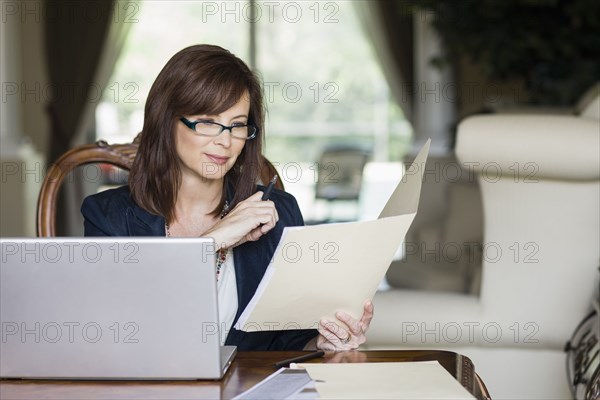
[359,301,374,333]
[315,302,375,352]
[235,201,278,240]
[231,193,279,224]
[207,192,279,248]
[317,319,359,351]
[316,335,337,352]
[336,311,363,336]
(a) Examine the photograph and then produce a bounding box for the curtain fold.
[353,0,414,124]
[43,0,133,235]
[44,0,115,165]
[74,1,135,147]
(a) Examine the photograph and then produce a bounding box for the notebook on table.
[0,237,235,380]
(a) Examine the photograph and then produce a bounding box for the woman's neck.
[175,174,224,220]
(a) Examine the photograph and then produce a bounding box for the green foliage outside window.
[413,0,600,105]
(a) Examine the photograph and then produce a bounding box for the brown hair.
[128,44,265,223]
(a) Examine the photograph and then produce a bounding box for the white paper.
[298,361,475,399]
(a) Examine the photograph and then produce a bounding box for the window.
[96,1,249,144]
[256,1,410,163]
[96,1,412,220]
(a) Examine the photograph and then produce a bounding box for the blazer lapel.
[126,205,166,236]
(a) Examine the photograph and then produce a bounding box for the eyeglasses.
[179,117,257,140]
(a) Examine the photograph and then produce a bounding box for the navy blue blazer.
[81,185,318,350]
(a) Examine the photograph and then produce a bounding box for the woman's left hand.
[315,300,374,351]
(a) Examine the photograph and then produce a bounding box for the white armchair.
[365,90,599,399]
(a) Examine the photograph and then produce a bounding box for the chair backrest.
[37,138,284,237]
[315,145,370,201]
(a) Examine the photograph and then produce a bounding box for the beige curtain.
[353,0,415,124]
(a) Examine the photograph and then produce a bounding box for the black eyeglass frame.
[179,117,257,140]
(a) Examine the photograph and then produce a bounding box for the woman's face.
[175,94,250,182]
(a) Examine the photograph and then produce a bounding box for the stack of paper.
[234,360,475,400]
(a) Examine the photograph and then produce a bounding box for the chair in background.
[385,154,484,295]
[37,137,284,237]
[313,145,370,222]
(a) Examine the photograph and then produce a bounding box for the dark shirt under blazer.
[81,185,317,350]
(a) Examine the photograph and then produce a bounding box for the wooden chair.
[37,138,284,237]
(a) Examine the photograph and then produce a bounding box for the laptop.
[0,237,236,380]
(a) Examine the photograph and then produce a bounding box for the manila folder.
[235,140,430,331]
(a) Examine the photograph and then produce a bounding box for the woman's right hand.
[204,191,279,250]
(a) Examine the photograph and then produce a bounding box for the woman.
[82,44,373,351]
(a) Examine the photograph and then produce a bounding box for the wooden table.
[1,350,491,399]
